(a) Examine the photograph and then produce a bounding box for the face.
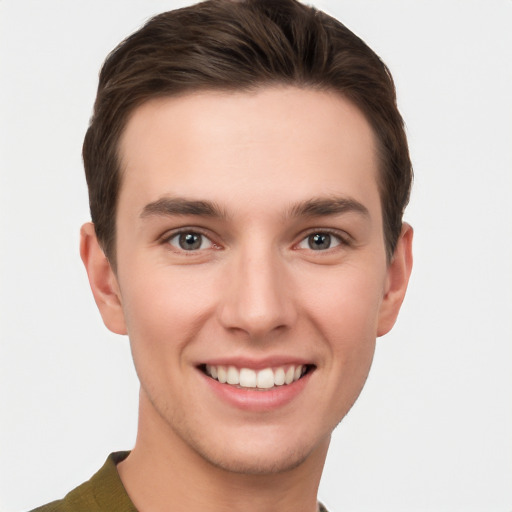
[95,87,408,474]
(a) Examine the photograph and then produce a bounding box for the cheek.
[304,268,383,418]
[117,265,220,360]
[302,264,384,359]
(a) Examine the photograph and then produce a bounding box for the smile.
[202,364,310,390]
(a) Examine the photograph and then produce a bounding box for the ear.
[80,222,127,335]
[377,223,413,337]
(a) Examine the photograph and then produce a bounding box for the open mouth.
[199,364,314,390]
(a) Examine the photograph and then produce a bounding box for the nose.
[217,245,297,340]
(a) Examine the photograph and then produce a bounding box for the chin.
[139,381,334,476]
[177,421,332,476]
[195,440,318,475]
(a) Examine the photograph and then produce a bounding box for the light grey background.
[1,1,511,511]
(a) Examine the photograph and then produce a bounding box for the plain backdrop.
[1,1,511,511]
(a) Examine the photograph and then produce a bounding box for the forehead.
[117,86,381,220]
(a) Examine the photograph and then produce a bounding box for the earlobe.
[80,222,127,335]
[377,223,413,337]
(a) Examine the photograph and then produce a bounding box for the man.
[33,0,413,510]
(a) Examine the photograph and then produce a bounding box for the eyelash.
[295,229,352,252]
[161,227,351,254]
[161,228,219,253]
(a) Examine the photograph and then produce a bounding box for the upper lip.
[197,356,315,370]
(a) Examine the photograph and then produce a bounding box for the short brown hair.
[83,0,412,263]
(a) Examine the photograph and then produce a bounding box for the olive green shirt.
[30,451,329,511]
[30,452,136,512]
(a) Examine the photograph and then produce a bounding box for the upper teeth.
[205,364,306,389]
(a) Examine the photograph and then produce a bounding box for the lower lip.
[200,369,312,412]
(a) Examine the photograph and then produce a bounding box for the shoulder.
[28,477,104,512]
[29,502,66,512]
[28,452,135,512]
[28,481,97,512]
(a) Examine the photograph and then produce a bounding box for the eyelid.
[157,226,352,252]
[294,228,352,250]
[160,227,221,252]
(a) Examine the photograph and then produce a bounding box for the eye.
[167,231,213,251]
[297,232,342,251]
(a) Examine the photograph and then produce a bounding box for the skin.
[80,87,413,512]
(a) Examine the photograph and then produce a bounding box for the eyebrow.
[140,197,226,219]
[286,196,370,219]
[139,195,369,221]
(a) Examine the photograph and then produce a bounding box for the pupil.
[309,233,330,250]
[179,233,201,250]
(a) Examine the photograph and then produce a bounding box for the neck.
[118,391,328,512]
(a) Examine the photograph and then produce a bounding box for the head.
[80,0,413,477]
[83,0,412,266]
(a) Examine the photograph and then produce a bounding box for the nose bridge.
[218,238,295,337]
